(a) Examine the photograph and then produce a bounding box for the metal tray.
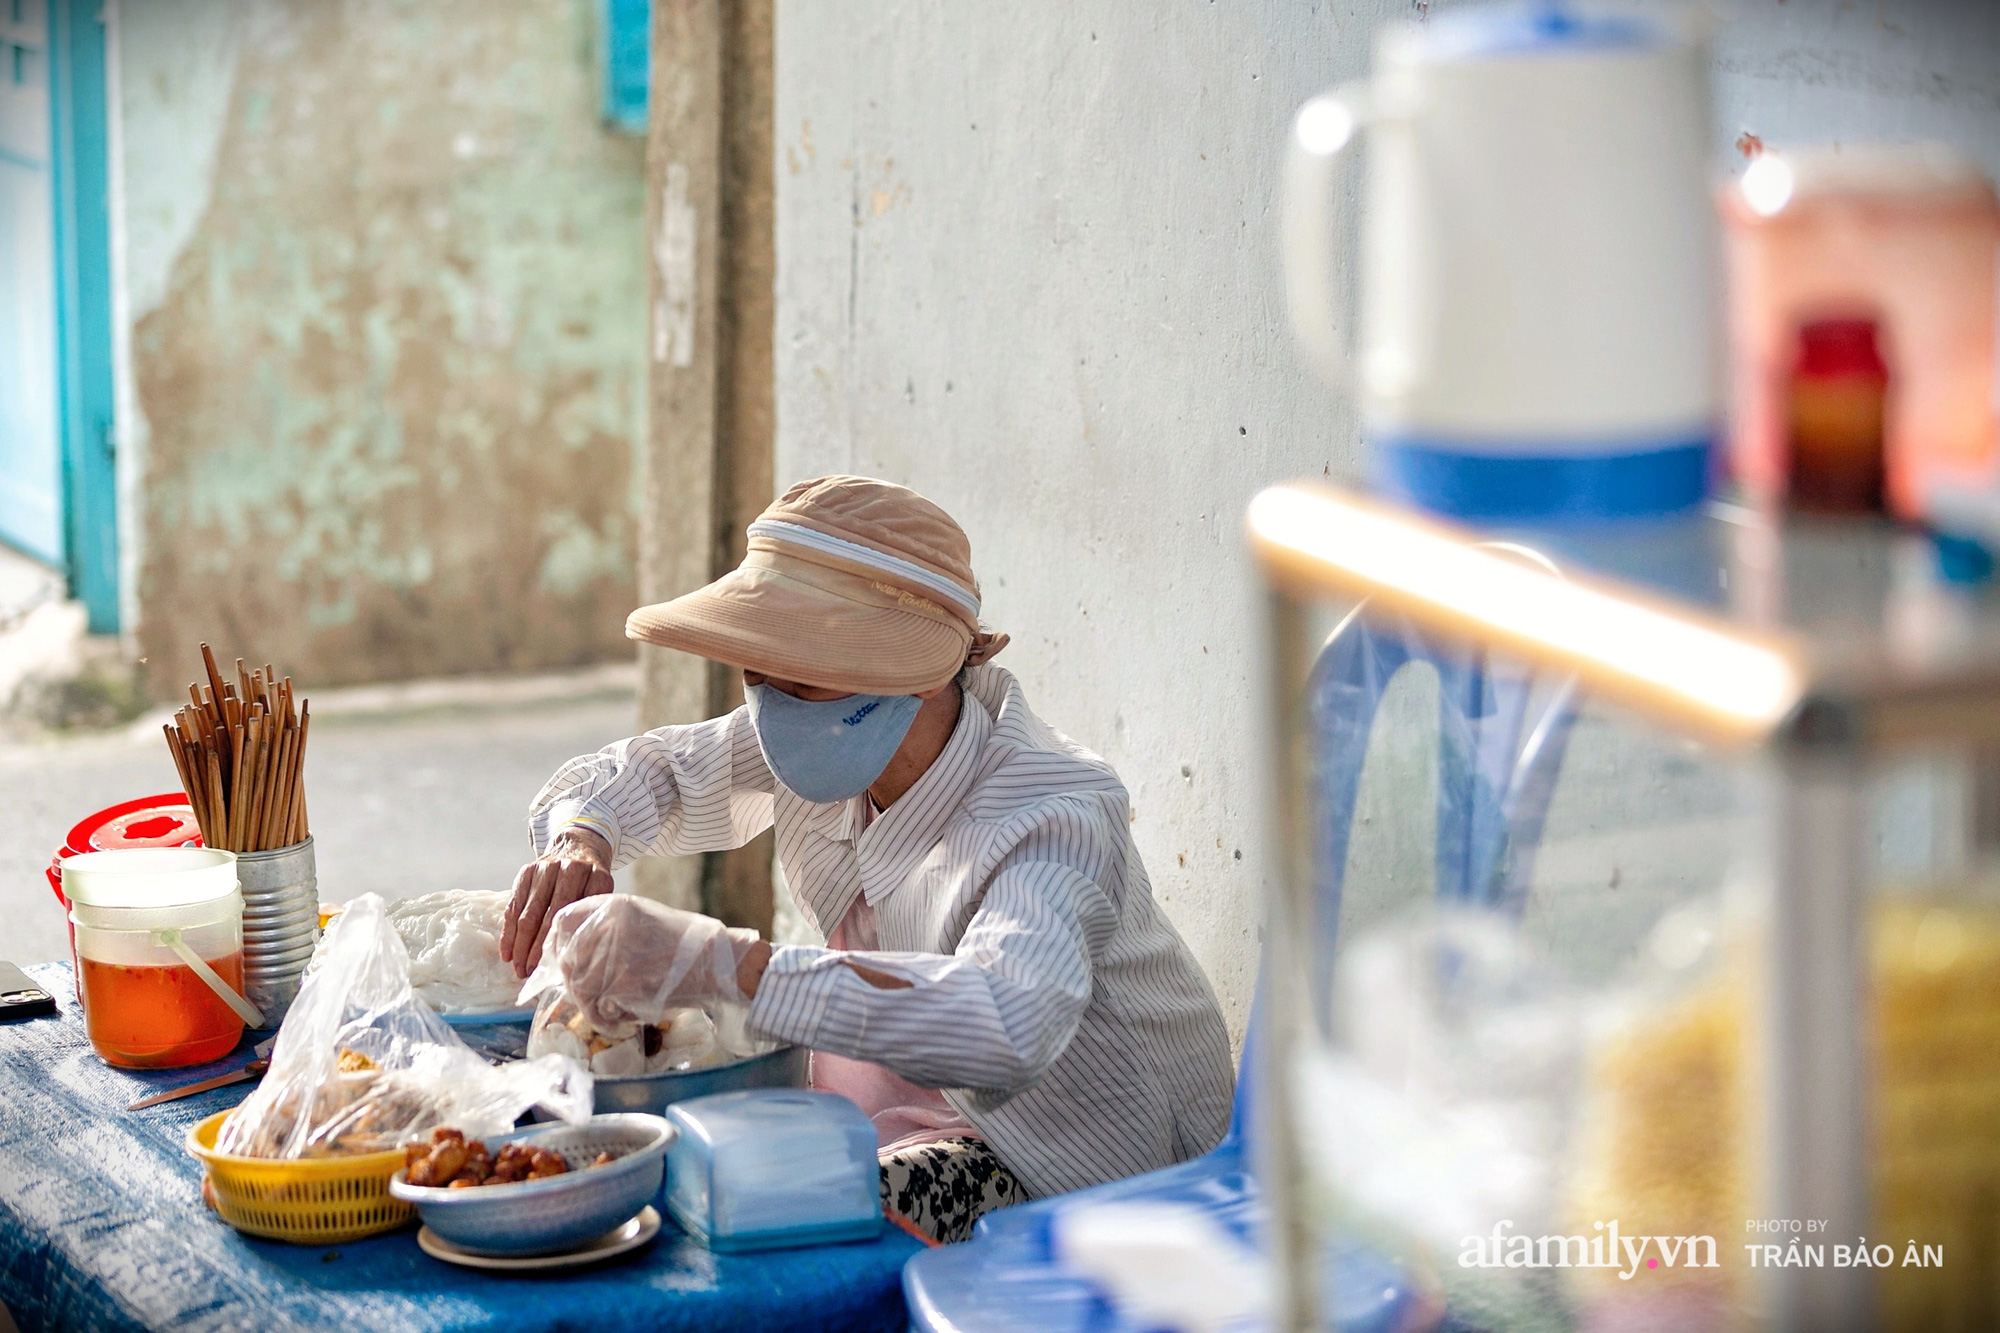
[531,1043,809,1119]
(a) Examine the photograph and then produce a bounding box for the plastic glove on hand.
[525,895,761,1034]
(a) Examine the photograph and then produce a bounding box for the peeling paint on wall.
[129,0,647,690]
[119,0,243,325]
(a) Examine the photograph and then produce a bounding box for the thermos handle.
[1281,86,1370,388]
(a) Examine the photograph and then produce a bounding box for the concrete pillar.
[632,0,775,930]
[703,0,777,933]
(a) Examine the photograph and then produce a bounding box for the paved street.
[2,692,641,969]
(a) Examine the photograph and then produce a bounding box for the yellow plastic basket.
[186,1109,414,1244]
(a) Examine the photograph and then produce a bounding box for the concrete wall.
[773,0,2000,1050]
[116,0,648,692]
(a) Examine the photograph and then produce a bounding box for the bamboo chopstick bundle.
[162,643,313,853]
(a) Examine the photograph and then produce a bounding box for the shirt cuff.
[746,944,841,1048]
[540,798,622,861]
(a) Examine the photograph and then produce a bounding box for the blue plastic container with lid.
[663,1089,883,1252]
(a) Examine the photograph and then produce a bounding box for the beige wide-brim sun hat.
[625,476,1007,696]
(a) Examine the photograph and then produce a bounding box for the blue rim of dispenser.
[1417,2,1664,61]
[1372,432,1712,521]
[1932,531,1997,586]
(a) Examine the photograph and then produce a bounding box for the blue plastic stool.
[903,607,1578,1332]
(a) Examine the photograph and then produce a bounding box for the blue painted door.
[597,0,649,134]
[50,0,117,630]
[0,0,63,567]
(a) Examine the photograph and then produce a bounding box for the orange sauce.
[79,952,247,1068]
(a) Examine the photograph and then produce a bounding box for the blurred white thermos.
[1283,2,1716,521]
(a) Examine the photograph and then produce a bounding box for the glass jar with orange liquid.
[62,849,265,1068]
[1722,142,2000,520]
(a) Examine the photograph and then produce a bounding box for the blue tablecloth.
[0,964,920,1333]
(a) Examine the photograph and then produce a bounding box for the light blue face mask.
[743,684,924,803]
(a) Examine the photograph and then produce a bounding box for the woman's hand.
[501,826,615,978]
[543,895,769,1031]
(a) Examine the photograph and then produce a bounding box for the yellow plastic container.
[186,1109,413,1244]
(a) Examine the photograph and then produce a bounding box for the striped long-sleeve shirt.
[528,663,1235,1198]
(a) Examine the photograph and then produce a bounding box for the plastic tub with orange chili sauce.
[62,849,260,1068]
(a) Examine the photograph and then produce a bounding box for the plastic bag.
[1296,908,1585,1253]
[519,896,773,1077]
[385,889,523,1014]
[525,991,770,1077]
[216,893,592,1158]
[519,893,758,1031]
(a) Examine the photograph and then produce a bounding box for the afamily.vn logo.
[1459,1221,1720,1280]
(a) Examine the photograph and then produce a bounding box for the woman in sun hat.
[502,475,1233,1244]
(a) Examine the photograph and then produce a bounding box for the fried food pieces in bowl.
[390,1114,677,1256]
[403,1126,578,1188]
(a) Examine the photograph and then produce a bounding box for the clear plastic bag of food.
[524,989,770,1077]
[517,894,776,1077]
[215,893,592,1158]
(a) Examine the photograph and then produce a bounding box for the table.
[0,965,921,1333]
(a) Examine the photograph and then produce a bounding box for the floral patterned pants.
[879,1136,1026,1244]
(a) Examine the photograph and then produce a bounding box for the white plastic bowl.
[389,1114,676,1256]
